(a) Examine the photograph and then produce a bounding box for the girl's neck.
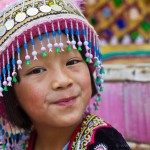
[33,120,82,150]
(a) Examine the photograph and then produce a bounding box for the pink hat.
[0,0,104,148]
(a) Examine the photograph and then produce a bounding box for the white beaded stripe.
[0,14,95,53]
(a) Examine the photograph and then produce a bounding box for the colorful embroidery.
[94,143,108,150]
[71,114,107,149]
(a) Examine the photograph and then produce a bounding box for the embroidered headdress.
[0,0,104,149]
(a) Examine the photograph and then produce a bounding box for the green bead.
[100,87,103,92]
[94,61,98,67]
[12,76,17,83]
[42,51,47,57]
[78,46,82,51]
[67,45,72,51]
[21,143,26,149]
[100,68,105,74]
[113,0,122,7]
[26,60,30,65]
[85,57,90,63]
[4,86,8,92]
[131,32,139,39]
[97,96,102,102]
[2,144,6,149]
[56,47,61,53]
[94,106,98,111]
[97,77,101,84]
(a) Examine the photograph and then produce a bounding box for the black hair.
[2,32,97,130]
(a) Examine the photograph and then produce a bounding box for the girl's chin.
[60,115,83,127]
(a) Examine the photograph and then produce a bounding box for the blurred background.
[85,0,150,150]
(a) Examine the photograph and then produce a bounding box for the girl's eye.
[28,68,46,75]
[66,59,81,66]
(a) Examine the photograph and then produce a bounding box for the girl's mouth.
[53,96,77,106]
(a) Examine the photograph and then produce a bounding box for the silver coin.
[0,25,7,36]
[40,5,51,13]
[5,19,15,30]
[27,7,39,16]
[15,12,26,22]
[51,4,62,11]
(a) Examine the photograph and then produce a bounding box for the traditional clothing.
[0,0,130,149]
[26,114,130,150]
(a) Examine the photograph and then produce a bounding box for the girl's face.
[14,33,92,128]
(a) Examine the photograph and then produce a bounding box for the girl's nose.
[51,68,73,90]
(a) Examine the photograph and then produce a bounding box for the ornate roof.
[85,0,150,63]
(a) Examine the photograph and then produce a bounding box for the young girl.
[0,0,130,149]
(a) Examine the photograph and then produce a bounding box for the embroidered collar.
[26,114,109,150]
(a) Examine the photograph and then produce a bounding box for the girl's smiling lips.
[52,96,78,106]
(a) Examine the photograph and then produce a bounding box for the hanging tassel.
[67,45,72,51]
[12,76,17,83]
[97,96,102,102]
[85,45,90,50]
[100,67,105,74]
[3,86,8,92]
[17,60,22,70]
[12,72,17,83]
[94,99,99,111]
[49,48,53,52]
[78,46,82,51]
[33,55,38,60]
[26,60,31,65]
[8,81,12,86]
[32,51,38,60]
[85,57,90,63]
[88,58,93,64]
[59,43,64,52]
[60,48,64,52]
[42,51,47,57]
[93,101,99,111]
[93,56,98,66]
[96,77,101,84]
[84,41,90,51]
[85,51,93,63]
[7,77,12,86]
[55,47,61,53]
[17,65,22,70]
[3,81,8,92]
[0,87,3,96]
[47,42,53,52]
[0,92,3,97]
[86,106,91,114]
[73,44,77,49]
[99,86,103,92]
[41,47,47,57]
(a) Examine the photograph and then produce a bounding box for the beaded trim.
[70,114,108,149]
[0,117,30,149]
[0,0,84,43]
